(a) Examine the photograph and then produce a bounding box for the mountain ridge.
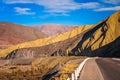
[70,10,120,57]
[0,25,92,58]
[0,22,47,49]
[33,24,76,36]
[0,10,120,58]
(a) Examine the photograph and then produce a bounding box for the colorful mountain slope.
[0,22,47,49]
[71,10,120,57]
[1,10,120,58]
[0,25,92,58]
[33,24,75,36]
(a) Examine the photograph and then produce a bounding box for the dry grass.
[58,58,84,80]
[32,56,86,80]
[0,56,86,79]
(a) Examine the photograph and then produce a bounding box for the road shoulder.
[79,58,104,80]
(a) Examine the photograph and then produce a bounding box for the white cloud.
[95,6,120,11]
[100,0,120,4]
[14,7,35,15]
[79,2,101,9]
[39,13,69,19]
[3,0,34,4]
[3,0,100,14]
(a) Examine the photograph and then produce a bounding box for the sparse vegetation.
[0,56,86,80]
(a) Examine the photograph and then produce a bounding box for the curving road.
[79,57,120,80]
[96,58,120,80]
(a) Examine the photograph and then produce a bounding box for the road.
[79,58,120,80]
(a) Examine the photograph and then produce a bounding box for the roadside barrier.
[67,58,90,80]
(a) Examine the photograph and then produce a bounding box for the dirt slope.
[0,22,47,48]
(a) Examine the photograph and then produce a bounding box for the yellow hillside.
[80,10,120,51]
[0,25,93,58]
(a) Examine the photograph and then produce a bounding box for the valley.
[0,8,120,80]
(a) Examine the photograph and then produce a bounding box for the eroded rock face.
[5,29,88,59]
[5,49,37,59]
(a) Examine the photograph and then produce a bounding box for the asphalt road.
[79,58,120,80]
[96,58,120,80]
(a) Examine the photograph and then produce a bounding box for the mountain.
[0,25,92,58]
[0,22,47,49]
[33,24,75,36]
[70,10,120,57]
[43,10,120,58]
[1,10,120,59]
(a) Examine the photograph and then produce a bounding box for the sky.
[0,0,120,26]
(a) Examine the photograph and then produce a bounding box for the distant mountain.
[0,25,92,58]
[33,24,75,36]
[0,22,47,49]
[1,10,120,59]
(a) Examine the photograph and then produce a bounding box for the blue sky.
[0,0,120,26]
